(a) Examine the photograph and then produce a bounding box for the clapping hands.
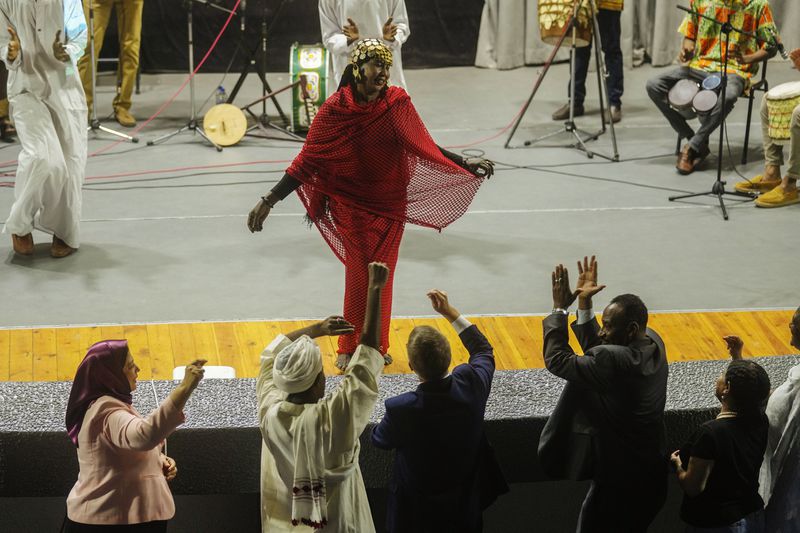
[551,256,606,310]
[382,17,398,42]
[53,30,70,62]
[343,18,359,45]
[6,27,19,62]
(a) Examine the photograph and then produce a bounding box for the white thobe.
[759,364,800,505]
[319,0,410,97]
[0,0,88,249]
[257,334,382,533]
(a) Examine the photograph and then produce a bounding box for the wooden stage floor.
[0,310,795,382]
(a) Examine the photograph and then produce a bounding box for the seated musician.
[735,47,800,208]
[646,0,777,175]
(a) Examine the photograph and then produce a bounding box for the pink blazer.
[66,395,185,525]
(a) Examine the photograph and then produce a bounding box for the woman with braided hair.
[670,355,772,532]
[248,38,493,371]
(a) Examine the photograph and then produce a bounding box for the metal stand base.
[668,182,756,221]
[147,119,222,152]
[524,120,607,160]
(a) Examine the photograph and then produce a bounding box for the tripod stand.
[226,0,301,141]
[505,0,618,161]
[668,6,765,220]
[86,4,138,143]
[147,0,228,152]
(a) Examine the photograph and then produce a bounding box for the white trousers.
[3,90,87,248]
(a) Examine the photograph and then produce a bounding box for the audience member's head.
[599,294,649,346]
[716,359,771,419]
[274,336,326,402]
[407,325,451,382]
[790,306,800,350]
[66,340,134,446]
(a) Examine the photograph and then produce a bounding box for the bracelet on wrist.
[261,195,276,208]
[552,308,569,316]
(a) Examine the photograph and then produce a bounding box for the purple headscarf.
[65,340,133,447]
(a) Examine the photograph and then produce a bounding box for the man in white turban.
[257,262,389,532]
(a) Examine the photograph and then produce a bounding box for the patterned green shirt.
[678,0,776,79]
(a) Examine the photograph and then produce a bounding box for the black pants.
[577,477,667,533]
[570,9,624,108]
[64,518,168,533]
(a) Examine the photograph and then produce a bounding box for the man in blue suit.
[371,289,507,533]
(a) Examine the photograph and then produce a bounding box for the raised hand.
[551,264,580,310]
[722,335,744,360]
[464,157,495,179]
[382,17,398,42]
[790,48,800,70]
[247,198,270,233]
[162,455,178,481]
[368,262,390,288]
[7,27,19,62]
[180,359,207,393]
[53,30,70,62]
[575,255,606,308]
[427,289,460,322]
[343,18,360,45]
[315,315,355,337]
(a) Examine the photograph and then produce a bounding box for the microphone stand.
[146,0,234,152]
[668,5,775,220]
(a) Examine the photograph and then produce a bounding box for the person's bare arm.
[671,451,714,497]
[360,263,390,350]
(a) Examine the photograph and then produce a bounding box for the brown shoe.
[605,106,622,124]
[12,233,33,256]
[676,144,710,175]
[50,236,76,258]
[552,102,584,121]
[115,108,137,128]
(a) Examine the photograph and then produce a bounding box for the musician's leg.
[691,74,745,153]
[646,66,695,140]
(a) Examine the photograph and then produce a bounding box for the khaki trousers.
[761,95,800,180]
[78,0,144,113]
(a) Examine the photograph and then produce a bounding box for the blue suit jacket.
[372,324,507,533]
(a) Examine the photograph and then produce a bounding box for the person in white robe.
[257,262,390,532]
[725,308,800,531]
[759,307,800,531]
[319,0,409,97]
[0,0,88,258]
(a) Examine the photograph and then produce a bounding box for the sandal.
[335,353,352,372]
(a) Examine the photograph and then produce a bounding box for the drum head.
[692,90,718,114]
[669,79,699,110]
[766,81,800,101]
[702,74,721,91]
[203,104,248,147]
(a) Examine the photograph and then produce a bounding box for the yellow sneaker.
[755,187,800,208]
[735,175,782,193]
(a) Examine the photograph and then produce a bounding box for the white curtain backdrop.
[476,0,798,69]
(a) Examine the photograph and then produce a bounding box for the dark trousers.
[577,477,667,533]
[570,9,623,108]
[64,518,168,533]
[646,66,746,152]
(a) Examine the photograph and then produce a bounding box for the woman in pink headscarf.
[63,340,206,532]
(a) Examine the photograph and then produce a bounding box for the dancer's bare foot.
[335,353,351,372]
[382,353,393,366]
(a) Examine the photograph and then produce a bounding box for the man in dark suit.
[544,256,669,532]
[371,289,507,533]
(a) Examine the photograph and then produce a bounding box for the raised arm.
[322,263,389,454]
[101,360,205,451]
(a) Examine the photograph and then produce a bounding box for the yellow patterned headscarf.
[350,38,393,81]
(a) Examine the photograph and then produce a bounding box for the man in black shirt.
[544,256,669,532]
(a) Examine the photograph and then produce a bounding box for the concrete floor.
[1,62,798,329]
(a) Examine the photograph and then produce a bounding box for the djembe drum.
[766,81,800,143]
[538,0,593,47]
